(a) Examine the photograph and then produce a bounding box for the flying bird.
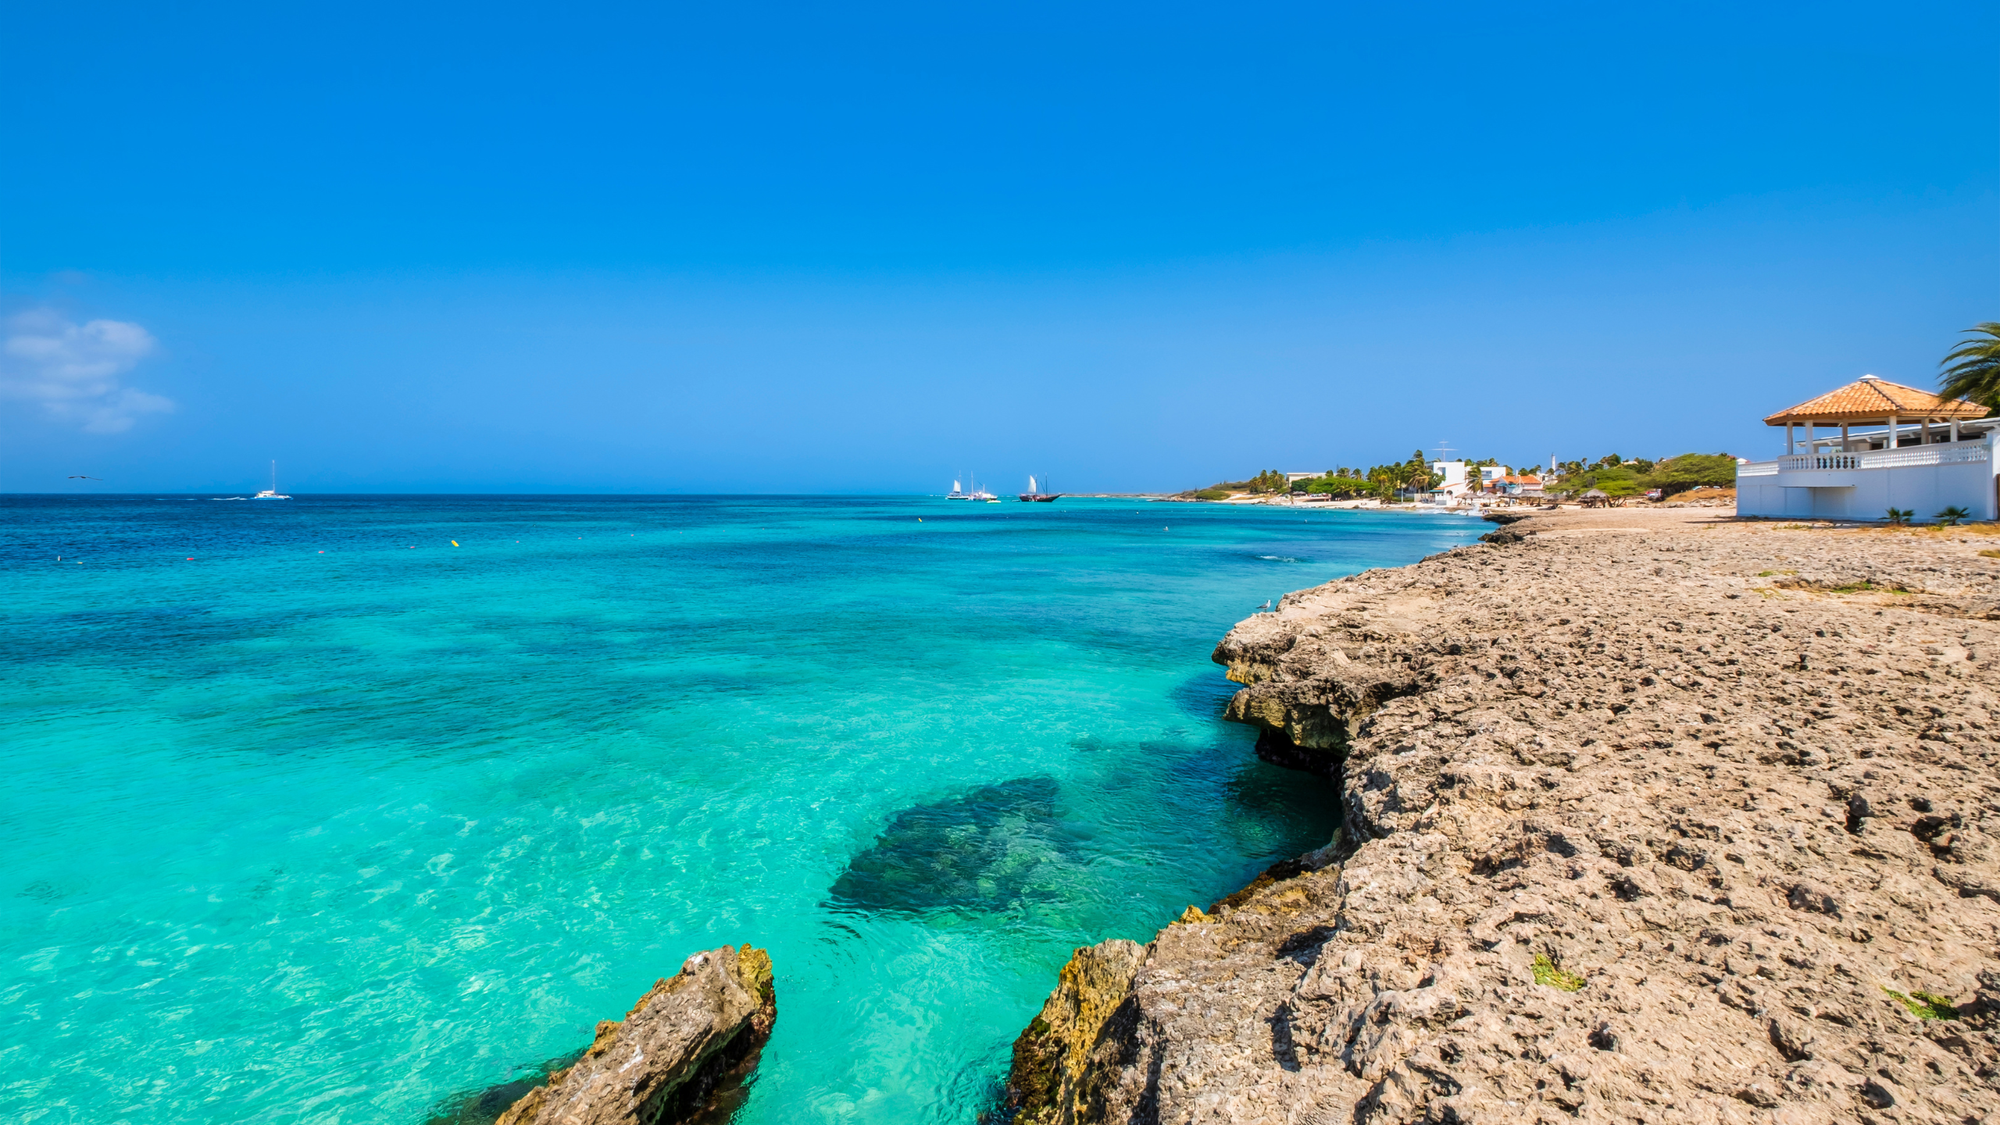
[67,475,103,480]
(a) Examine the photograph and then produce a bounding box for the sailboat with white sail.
[252,461,291,499]
[949,473,998,500]
[1017,474,1061,503]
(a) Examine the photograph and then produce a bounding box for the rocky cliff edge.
[1007,512,2000,1124]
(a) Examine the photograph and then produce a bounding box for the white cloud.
[2,308,173,433]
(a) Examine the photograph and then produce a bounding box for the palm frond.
[1939,322,2000,409]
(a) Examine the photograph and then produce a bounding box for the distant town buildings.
[1491,474,1544,498]
[1424,461,1544,507]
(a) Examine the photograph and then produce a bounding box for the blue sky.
[2,0,1993,492]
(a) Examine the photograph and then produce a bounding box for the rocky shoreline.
[488,944,775,1125]
[1005,509,2000,1123]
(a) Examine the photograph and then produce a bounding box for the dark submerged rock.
[828,776,1073,915]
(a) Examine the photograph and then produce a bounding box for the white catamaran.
[252,461,291,499]
[947,473,998,501]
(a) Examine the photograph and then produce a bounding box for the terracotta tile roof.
[1764,376,1989,424]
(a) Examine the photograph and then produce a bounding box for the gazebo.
[1764,375,1989,456]
[1738,375,1998,521]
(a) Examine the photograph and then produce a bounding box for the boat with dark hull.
[1018,474,1061,503]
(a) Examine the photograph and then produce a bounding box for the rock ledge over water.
[1009,511,2000,1123]
[497,944,775,1125]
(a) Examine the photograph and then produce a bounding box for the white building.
[1428,460,1472,505]
[1736,376,1997,521]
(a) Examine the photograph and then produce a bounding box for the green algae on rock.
[1004,939,1147,1125]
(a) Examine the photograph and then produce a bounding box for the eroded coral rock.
[1010,511,2000,1123]
[496,944,775,1125]
[1006,939,1147,1125]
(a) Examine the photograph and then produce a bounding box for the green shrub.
[1587,468,1644,497]
[1884,987,1959,1020]
[1644,453,1739,496]
[1532,953,1585,992]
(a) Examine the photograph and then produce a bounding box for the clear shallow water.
[0,495,1482,1124]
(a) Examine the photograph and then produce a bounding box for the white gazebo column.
[1786,422,1795,455]
[1840,422,1849,452]
[1951,418,1961,442]
[1921,417,1932,445]
[1888,414,1898,448]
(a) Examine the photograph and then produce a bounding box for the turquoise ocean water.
[1,495,1481,1124]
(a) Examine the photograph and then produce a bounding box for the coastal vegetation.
[1186,450,1737,502]
[1187,452,1440,501]
[1548,452,1737,498]
[1192,470,1293,499]
[1553,455,1652,497]
[1631,452,1739,495]
[1938,321,2000,408]
[1295,451,1439,498]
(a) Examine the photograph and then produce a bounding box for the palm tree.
[1939,322,2000,409]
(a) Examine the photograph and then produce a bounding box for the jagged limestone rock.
[1006,939,1147,1125]
[496,944,775,1125]
[1008,511,2000,1123]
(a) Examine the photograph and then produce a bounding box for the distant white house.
[1428,460,1472,505]
[1736,376,1997,520]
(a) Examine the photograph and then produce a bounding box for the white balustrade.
[1773,443,1990,473]
[1778,453,1862,470]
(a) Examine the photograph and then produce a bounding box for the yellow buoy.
[451,540,460,546]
